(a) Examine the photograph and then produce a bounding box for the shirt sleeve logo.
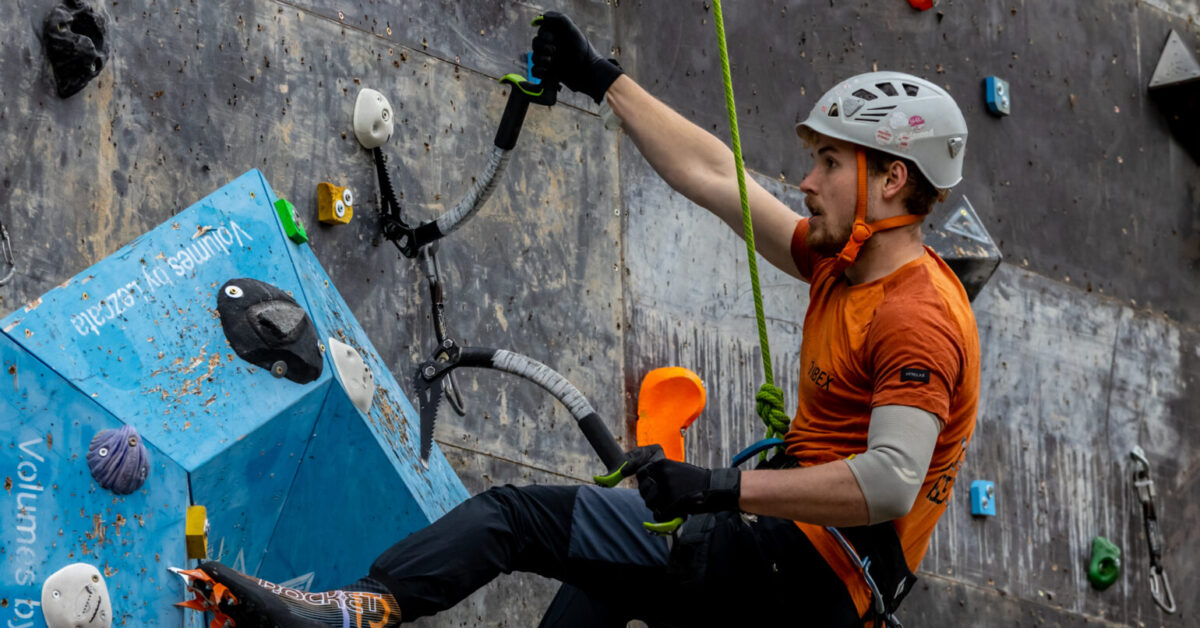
[900,367,930,384]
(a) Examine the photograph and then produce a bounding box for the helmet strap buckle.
[832,148,925,276]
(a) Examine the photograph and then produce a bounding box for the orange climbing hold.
[635,367,706,462]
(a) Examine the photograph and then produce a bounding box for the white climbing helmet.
[797,71,968,189]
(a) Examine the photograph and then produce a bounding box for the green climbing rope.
[710,0,789,448]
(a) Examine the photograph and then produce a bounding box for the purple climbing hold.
[87,424,149,495]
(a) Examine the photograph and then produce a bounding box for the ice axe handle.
[579,411,625,475]
[494,73,559,150]
[584,428,685,536]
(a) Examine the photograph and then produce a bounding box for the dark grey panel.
[612,0,1200,323]
[919,264,1198,625]
[617,138,809,465]
[904,574,1129,627]
[276,0,611,111]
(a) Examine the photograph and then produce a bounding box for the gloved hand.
[594,443,666,487]
[636,455,742,521]
[532,11,624,103]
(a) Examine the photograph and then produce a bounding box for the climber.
[177,11,979,627]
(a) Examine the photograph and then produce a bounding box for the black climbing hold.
[217,278,323,384]
[43,0,109,98]
[924,195,1002,302]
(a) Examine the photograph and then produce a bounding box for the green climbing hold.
[1088,536,1121,590]
[275,198,308,244]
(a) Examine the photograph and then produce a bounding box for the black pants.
[367,484,860,626]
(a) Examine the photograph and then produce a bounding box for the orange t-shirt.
[785,218,980,616]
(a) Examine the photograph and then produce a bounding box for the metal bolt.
[424,366,436,378]
[981,497,990,509]
[271,361,287,377]
[442,339,453,349]
[987,485,994,497]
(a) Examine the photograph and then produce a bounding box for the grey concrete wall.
[1,0,1197,626]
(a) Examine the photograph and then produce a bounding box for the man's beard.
[806,201,852,257]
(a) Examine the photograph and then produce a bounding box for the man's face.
[800,135,861,257]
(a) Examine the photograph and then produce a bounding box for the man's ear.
[880,160,909,202]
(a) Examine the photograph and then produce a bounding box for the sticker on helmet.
[875,128,894,145]
[889,111,909,129]
[908,115,926,130]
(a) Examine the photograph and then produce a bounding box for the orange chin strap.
[831,148,926,276]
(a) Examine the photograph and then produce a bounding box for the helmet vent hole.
[852,89,877,101]
[875,82,898,97]
[827,103,839,117]
[902,83,920,97]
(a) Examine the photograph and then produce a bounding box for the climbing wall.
[1,169,470,625]
[0,0,1197,627]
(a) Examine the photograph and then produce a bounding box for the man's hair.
[863,149,947,216]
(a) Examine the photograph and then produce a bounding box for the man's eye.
[826,159,837,169]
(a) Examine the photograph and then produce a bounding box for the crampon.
[171,565,239,628]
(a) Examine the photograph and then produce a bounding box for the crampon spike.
[170,566,239,627]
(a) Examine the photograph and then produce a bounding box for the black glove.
[636,456,742,521]
[532,12,624,103]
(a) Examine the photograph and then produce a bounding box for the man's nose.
[799,170,818,195]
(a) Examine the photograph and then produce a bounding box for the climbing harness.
[827,528,905,628]
[1130,446,1176,613]
[0,223,14,286]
